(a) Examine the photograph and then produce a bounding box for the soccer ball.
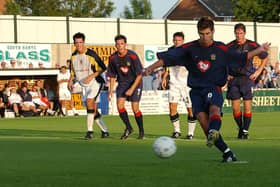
[153,136,177,158]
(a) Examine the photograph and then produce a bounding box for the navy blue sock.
[243,112,252,131]
[233,112,243,130]
[134,111,144,133]
[214,134,228,153]
[118,108,132,130]
[208,114,221,131]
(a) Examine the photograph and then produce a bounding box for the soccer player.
[161,32,196,139]
[107,34,144,139]
[57,65,78,116]
[226,23,268,139]
[144,17,270,162]
[69,32,109,139]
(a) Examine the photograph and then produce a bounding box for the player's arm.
[161,68,169,90]
[250,57,268,81]
[108,77,116,101]
[247,42,270,60]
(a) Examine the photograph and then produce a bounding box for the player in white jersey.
[57,65,78,116]
[161,32,196,139]
[68,32,109,139]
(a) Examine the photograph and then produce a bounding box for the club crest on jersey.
[210,54,216,61]
[197,60,211,72]
[120,66,128,74]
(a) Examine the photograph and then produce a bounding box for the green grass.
[0,112,280,187]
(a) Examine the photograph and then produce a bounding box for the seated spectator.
[29,63,34,69]
[38,62,45,69]
[29,85,55,116]
[7,86,22,117]
[0,84,6,118]
[17,84,38,116]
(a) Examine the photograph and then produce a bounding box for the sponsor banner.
[144,45,169,67]
[72,45,115,66]
[106,89,280,115]
[108,90,188,115]
[0,43,51,68]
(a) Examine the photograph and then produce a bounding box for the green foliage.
[4,0,115,17]
[232,0,280,22]
[123,0,152,19]
[0,113,280,186]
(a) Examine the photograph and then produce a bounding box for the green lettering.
[28,51,38,60]
[16,52,27,59]
[145,50,155,61]
[39,49,50,61]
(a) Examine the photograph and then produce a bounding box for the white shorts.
[23,101,35,107]
[59,88,72,101]
[80,79,101,102]
[169,85,192,108]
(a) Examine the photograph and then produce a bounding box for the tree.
[4,0,115,17]
[232,0,280,22]
[123,0,152,19]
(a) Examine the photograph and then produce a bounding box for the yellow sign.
[71,93,85,109]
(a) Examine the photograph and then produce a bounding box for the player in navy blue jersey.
[226,23,268,139]
[107,34,144,139]
[144,17,270,162]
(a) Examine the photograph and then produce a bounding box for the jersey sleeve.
[157,46,189,67]
[130,52,143,75]
[106,56,117,78]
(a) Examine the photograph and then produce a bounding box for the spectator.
[7,86,22,117]
[17,84,38,116]
[9,59,17,69]
[1,61,7,69]
[29,63,34,69]
[0,83,6,118]
[38,62,45,69]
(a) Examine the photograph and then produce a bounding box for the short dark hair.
[234,23,246,32]
[114,34,127,43]
[197,17,214,31]
[173,32,184,39]
[73,32,85,41]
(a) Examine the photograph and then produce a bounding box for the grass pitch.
[0,112,280,187]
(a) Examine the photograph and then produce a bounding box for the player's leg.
[131,101,144,139]
[186,107,196,139]
[169,87,181,138]
[84,97,95,139]
[93,101,109,138]
[183,86,196,139]
[169,102,181,138]
[231,99,243,138]
[242,99,252,139]
[240,80,254,139]
[117,98,133,139]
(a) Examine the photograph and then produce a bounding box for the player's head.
[173,32,184,47]
[114,34,127,54]
[73,32,86,53]
[234,23,246,44]
[197,17,214,47]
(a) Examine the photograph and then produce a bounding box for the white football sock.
[173,120,181,133]
[188,121,196,136]
[95,117,108,132]
[87,113,94,132]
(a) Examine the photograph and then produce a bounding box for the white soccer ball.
[153,136,177,158]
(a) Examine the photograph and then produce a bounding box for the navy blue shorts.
[226,77,254,100]
[190,87,224,115]
[116,84,142,102]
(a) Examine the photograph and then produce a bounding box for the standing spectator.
[226,23,268,139]
[68,32,109,139]
[107,34,144,139]
[161,32,196,139]
[144,17,270,162]
[38,62,45,69]
[57,65,78,116]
